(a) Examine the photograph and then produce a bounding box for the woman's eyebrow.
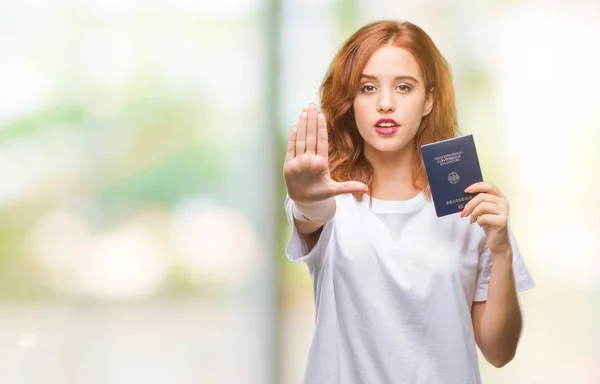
[360,74,419,83]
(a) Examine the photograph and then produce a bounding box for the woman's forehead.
[361,46,422,80]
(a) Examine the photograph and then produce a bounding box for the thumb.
[329,180,369,197]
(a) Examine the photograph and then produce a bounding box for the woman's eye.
[360,85,376,93]
[397,84,412,92]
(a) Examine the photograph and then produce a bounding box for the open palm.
[283,104,367,205]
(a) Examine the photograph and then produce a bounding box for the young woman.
[282,20,534,383]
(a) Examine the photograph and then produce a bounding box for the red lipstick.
[374,118,399,136]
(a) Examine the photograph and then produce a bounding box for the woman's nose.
[377,92,395,112]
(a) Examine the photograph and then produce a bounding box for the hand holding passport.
[420,134,484,217]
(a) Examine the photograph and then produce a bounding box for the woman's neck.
[365,144,422,201]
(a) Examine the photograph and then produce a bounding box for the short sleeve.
[473,223,535,302]
[284,195,334,265]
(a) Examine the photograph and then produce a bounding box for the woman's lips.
[375,127,399,135]
[374,118,399,136]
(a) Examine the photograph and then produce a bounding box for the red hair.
[320,20,458,198]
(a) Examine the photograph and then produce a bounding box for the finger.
[295,109,308,155]
[475,214,507,229]
[316,112,328,157]
[327,180,368,198]
[285,126,297,161]
[305,103,318,154]
[469,202,503,224]
[465,181,503,197]
[461,192,505,217]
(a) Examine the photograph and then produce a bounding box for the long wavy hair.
[320,20,458,199]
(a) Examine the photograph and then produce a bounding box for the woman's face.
[352,45,434,156]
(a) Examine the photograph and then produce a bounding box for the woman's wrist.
[292,198,336,224]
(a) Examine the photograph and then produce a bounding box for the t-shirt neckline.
[362,191,428,214]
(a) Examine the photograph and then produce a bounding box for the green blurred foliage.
[0,88,224,301]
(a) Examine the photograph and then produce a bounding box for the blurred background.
[0,0,598,383]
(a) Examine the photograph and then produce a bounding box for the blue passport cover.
[420,134,484,217]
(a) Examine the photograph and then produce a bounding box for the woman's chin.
[367,139,412,154]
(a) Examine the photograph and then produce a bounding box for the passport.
[420,134,484,217]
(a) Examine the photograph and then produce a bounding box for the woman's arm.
[461,181,525,368]
[471,249,522,367]
[283,103,367,252]
[292,198,336,251]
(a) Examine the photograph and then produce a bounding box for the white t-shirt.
[284,191,534,384]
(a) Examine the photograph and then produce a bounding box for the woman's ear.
[422,89,435,117]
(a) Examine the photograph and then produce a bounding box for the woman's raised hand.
[283,103,368,206]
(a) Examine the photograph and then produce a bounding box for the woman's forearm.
[474,250,522,367]
[292,197,336,236]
